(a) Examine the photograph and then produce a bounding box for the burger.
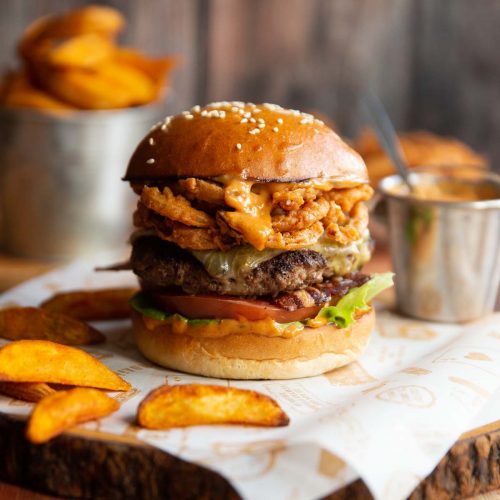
[123,102,392,380]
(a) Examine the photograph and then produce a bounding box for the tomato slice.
[151,293,322,323]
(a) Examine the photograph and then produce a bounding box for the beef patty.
[131,236,332,297]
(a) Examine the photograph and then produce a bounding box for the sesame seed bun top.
[125,102,368,184]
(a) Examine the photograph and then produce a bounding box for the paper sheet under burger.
[1,260,499,500]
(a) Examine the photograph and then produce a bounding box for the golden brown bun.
[131,309,375,380]
[125,102,367,183]
[355,129,487,187]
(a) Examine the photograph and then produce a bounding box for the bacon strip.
[272,273,371,311]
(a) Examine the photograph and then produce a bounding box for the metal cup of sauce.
[379,165,500,322]
[0,103,165,260]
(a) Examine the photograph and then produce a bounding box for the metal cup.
[0,104,165,260]
[379,166,500,322]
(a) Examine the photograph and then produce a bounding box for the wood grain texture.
[0,481,57,500]
[206,0,415,136]
[409,0,500,173]
[1,0,500,169]
[0,413,499,500]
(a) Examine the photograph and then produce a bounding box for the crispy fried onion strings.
[141,186,214,228]
[271,197,330,232]
[134,180,372,250]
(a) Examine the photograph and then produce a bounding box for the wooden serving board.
[0,413,499,499]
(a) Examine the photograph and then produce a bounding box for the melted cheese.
[191,233,371,278]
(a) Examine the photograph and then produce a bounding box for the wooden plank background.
[1,0,500,170]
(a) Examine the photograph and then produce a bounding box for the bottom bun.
[131,309,375,380]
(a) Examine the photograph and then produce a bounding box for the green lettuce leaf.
[129,272,394,329]
[129,292,173,321]
[316,272,394,328]
[129,293,217,324]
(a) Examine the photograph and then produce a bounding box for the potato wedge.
[115,48,177,89]
[0,381,56,402]
[38,62,156,109]
[26,387,119,443]
[1,71,73,111]
[19,6,124,67]
[36,67,136,109]
[0,340,130,391]
[93,61,157,104]
[40,288,137,321]
[0,307,104,345]
[45,33,115,69]
[19,6,124,58]
[137,384,290,429]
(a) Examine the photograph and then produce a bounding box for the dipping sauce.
[388,176,500,202]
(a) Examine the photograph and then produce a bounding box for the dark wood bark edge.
[324,425,500,500]
[0,414,240,499]
[1,413,499,499]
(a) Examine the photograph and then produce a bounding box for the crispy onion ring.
[177,178,225,206]
[134,201,218,250]
[266,221,324,250]
[324,202,368,245]
[272,187,318,211]
[141,186,214,228]
[327,184,373,213]
[271,197,329,232]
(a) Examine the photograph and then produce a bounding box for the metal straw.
[361,92,413,191]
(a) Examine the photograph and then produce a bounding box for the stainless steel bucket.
[379,166,500,322]
[0,104,165,259]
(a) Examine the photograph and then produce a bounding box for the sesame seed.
[149,137,155,146]
[236,143,242,150]
[249,128,260,135]
[150,120,162,131]
[240,118,248,123]
[244,112,251,118]
[146,158,155,164]
[249,117,256,123]
[182,111,189,116]
[258,123,265,129]
[263,103,282,111]
[160,116,171,131]
[300,118,309,124]
[208,101,230,109]
[277,118,284,124]
[191,105,201,113]
[201,110,208,116]
[231,101,245,107]
[315,119,324,126]
[273,127,279,132]
[257,118,265,123]
[185,114,194,120]
[253,108,262,113]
